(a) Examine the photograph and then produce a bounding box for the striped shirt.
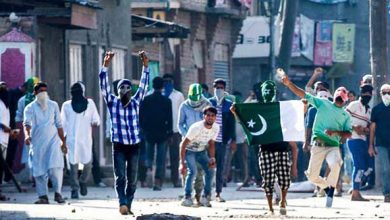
[99,66,149,145]
[215,104,223,142]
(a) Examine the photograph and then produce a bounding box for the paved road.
[0,183,389,219]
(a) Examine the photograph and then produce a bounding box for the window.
[111,48,126,80]
[69,44,83,85]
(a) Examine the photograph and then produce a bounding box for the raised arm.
[279,68,306,99]
[133,51,150,104]
[99,52,115,104]
[305,67,323,93]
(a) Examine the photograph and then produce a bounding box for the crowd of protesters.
[0,51,390,216]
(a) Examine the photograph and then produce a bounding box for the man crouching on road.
[180,106,219,207]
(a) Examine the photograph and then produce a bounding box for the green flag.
[235,101,305,145]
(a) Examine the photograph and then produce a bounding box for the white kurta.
[23,100,63,177]
[0,100,10,147]
[61,99,100,165]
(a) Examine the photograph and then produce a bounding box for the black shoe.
[71,190,79,199]
[153,185,162,191]
[54,192,65,204]
[35,195,49,204]
[80,183,88,196]
[128,210,134,215]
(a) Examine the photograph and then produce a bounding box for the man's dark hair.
[349,90,356,96]
[201,83,209,91]
[152,76,164,90]
[213,78,226,88]
[203,106,218,115]
[33,82,48,93]
[162,73,174,80]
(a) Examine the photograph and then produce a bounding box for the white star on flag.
[247,119,255,128]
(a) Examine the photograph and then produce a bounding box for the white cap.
[380,84,390,91]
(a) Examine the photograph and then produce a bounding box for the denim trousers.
[35,167,63,197]
[215,142,227,194]
[376,146,390,196]
[347,139,373,190]
[145,139,167,181]
[70,162,92,192]
[113,142,139,208]
[184,150,214,198]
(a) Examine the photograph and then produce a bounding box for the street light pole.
[269,0,275,80]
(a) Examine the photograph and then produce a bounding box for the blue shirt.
[99,66,149,145]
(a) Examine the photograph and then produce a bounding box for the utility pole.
[369,0,388,104]
[277,0,299,74]
[268,0,275,80]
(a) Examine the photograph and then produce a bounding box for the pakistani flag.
[235,100,305,145]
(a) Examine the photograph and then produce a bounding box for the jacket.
[209,97,236,144]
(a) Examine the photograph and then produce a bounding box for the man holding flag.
[231,80,299,215]
[279,69,352,208]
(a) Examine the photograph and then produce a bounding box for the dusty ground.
[0,182,389,219]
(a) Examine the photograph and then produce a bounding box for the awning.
[132,14,190,40]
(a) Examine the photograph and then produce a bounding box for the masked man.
[281,73,352,208]
[23,82,67,204]
[61,82,100,199]
[99,51,149,215]
[209,78,236,202]
[369,84,390,203]
[178,83,212,206]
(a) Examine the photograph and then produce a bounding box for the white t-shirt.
[346,100,371,141]
[168,89,185,133]
[185,120,220,152]
[0,100,10,147]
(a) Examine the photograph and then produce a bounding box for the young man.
[23,82,67,204]
[61,82,100,199]
[180,106,219,207]
[346,84,373,201]
[162,74,185,187]
[369,84,390,203]
[140,76,172,191]
[99,51,149,215]
[209,78,236,202]
[280,71,352,208]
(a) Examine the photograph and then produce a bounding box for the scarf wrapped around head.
[71,82,88,113]
[25,77,39,106]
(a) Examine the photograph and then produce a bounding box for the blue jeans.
[347,139,371,190]
[184,150,214,198]
[113,142,139,208]
[215,142,227,194]
[376,146,390,196]
[146,140,167,181]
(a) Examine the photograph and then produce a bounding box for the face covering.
[214,88,225,102]
[164,82,173,97]
[71,82,88,113]
[382,94,390,106]
[36,91,49,110]
[360,95,372,106]
[25,77,39,106]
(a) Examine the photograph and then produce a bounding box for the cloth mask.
[36,91,49,110]
[164,83,173,97]
[214,88,225,103]
[382,94,390,106]
[360,95,372,106]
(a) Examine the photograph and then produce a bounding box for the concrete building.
[232,0,387,98]
[131,0,247,94]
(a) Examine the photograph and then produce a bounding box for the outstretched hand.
[139,51,149,67]
[103,51,115,67]
[277,68,290,86]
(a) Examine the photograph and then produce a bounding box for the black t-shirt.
[8,88,24,128]
[260,141,289,152]
[371,102,390,147]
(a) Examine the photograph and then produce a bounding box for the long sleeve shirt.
[99,66,149,145]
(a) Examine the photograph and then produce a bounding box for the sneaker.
[215,196,226,202]
[181,197,193,207]
[96,182,107,188]
[54,193,65,204]
[34,195,49,204]
[80,183,88,196]
[325,196,333,208]
[71,190,79,199]
[200,196,212,207]
[119,205,129,215]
